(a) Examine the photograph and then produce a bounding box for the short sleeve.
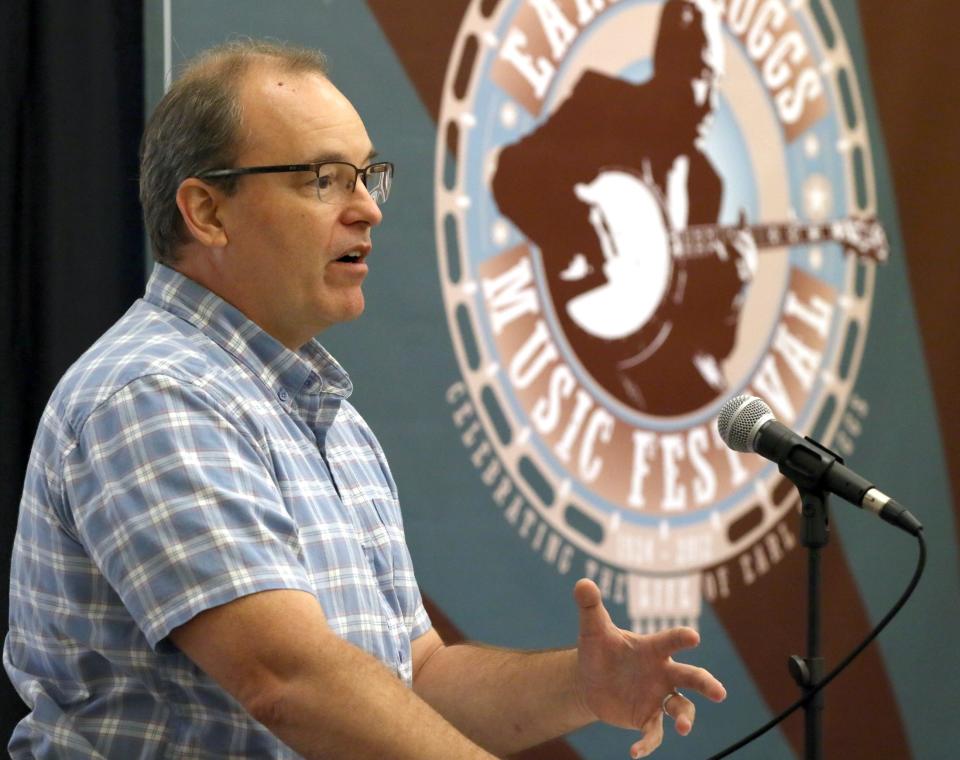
[408,587,432,640]
[63,374,315,649]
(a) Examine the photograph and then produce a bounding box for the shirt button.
[278,388,290,403]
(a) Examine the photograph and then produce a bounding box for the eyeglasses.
[194,161,394,206]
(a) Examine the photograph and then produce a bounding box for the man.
[493,0,757,416]
[5,40,725,758]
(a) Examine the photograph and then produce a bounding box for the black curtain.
[0,0,145,740]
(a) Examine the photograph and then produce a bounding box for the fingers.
[629,689,708,759]
[573,578,614,637]
[630,689,708,758]
[630,713,664,759]
[573,577,602,607]
[661,690,696,736]
[671,662,727,703]
[732,229,758,279]
[732,229,754,255]
[649,627,727,702]
[648,625,701,657]
[713,239,729,261]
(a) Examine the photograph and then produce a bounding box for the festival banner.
[147,2,959,756]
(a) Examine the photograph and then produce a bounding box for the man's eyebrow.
[306,148,379,165]
[306,152,346,164]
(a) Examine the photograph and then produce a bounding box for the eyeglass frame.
[193,160,395,205]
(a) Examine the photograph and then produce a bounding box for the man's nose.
[345,181,384,226]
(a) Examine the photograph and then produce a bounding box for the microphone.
[717,395,922,536]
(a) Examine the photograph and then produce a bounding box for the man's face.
[213,66,383,348]
[691,48,721,137]
[654,0,725,140]
[691,2,724,136]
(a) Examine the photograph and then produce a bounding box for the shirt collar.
[143,263,353,400]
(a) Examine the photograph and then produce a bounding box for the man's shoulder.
[50,299,234,431]
[563,69,642,108]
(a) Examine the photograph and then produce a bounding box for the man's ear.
[176,178,229,248]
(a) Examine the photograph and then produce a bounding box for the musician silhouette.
[493,0,756,415]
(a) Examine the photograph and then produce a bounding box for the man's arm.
[412,630,590,755]
[412,579,726,759]
[169,588,496,760]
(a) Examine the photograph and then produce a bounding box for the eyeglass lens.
[316,162,392,206]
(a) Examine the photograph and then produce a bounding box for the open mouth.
[335,251,364,264]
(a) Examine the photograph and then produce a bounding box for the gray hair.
[139,40,328,265]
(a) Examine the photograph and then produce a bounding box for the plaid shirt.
[4,264,431,758]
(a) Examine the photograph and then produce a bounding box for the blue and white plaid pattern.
[4,264,431,758]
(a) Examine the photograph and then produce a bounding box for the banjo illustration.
[564,167,889,347]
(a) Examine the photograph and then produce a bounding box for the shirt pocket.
[355,501,398,599]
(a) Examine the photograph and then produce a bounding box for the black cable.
[705,530,927,759]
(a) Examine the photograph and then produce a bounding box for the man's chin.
[325,296,366,329]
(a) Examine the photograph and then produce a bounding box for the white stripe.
[162,0,172,91]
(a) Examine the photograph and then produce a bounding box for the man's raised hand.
[572,578,726,758]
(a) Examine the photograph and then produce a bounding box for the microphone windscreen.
[717,394,773,452]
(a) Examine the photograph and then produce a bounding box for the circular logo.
[435,0,886,629]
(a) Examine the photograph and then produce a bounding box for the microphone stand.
[788,486,830,760]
